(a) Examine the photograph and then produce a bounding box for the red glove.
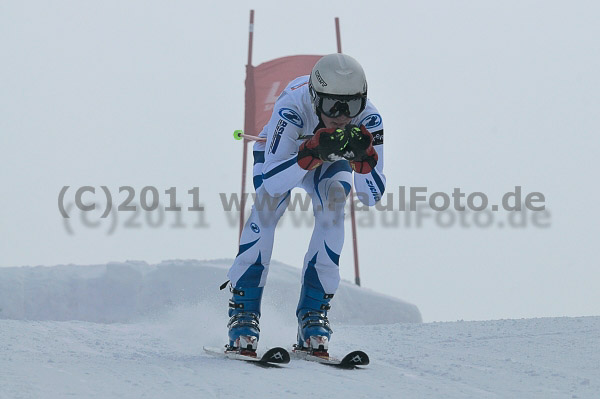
[297,127,349,170]
[345,125,378,174]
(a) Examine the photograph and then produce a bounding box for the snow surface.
[1,261,598,398]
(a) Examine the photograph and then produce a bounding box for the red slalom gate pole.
[335,17,342,54]
[239,10,256,243]
[335,17,361,286]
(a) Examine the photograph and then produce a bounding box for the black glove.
[297,127,350,170]
[343,124,378,174]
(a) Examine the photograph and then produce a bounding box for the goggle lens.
[319,96,365,118]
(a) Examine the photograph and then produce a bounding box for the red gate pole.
[335,17,342,54]
[239,10,256,243]
[335,17,361,286]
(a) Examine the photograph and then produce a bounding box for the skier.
[225,53,386,356]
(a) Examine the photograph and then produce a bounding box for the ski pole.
[233,130,266,142]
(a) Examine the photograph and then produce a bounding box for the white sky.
[1,0,599,322]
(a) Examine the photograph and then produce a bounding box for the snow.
[1,261,599,398]
[0,259,421,324]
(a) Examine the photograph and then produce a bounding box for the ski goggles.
[314,92,367,118]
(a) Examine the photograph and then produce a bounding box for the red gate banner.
[246,55,322,136]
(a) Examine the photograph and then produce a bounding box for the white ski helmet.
[309,53,368,118]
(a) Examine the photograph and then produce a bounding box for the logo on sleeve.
[269,119,288,154]
[278,108,304,128]
[372,130,384,146]
[366,179,381,202]
[359,114,382,130]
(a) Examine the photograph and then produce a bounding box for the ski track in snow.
[1,316,598,399]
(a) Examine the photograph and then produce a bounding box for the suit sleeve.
[260,100,307,197]
[353,106,386,206]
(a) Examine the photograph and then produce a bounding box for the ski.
[291,347,369,369]
[203,346,290,368]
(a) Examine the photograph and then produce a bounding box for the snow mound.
[0,259,422,324]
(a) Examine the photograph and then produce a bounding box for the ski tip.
[233,129,243,140]
[341,350,369,367]
[262,347,291,364]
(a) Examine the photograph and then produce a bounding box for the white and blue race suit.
[228,75,386,300]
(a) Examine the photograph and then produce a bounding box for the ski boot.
[226,286,263,357]
[294,284,334,358]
